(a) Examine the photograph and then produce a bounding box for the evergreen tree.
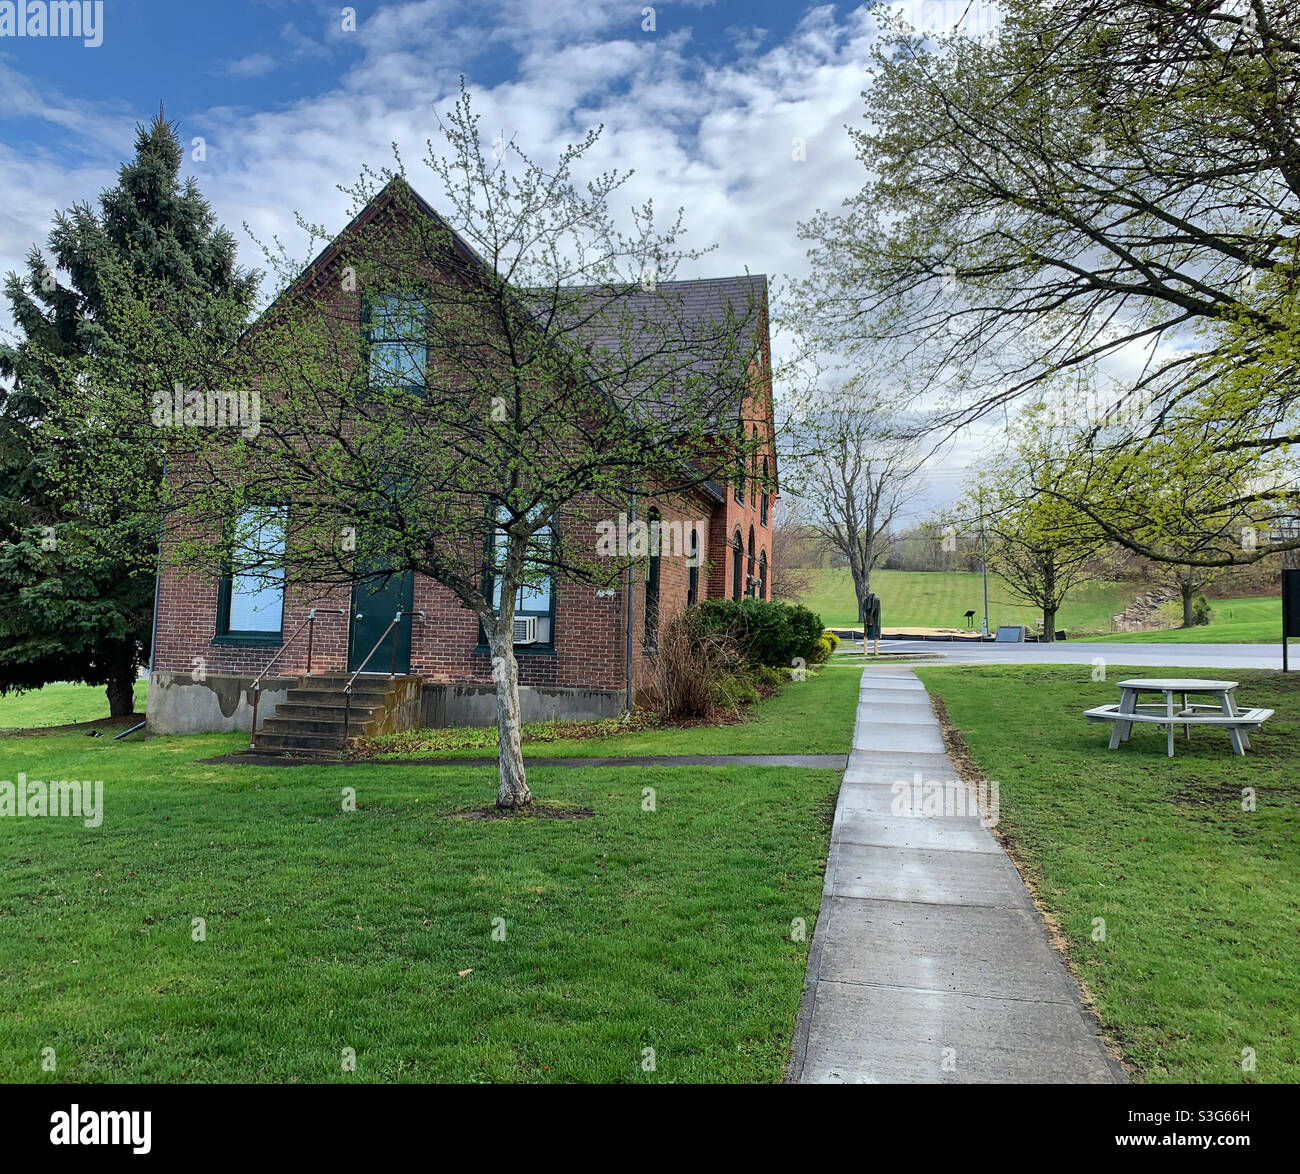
[0,112,258,716]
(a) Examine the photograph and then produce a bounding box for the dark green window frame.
[362,287,430,397]
[213,504,287,646]
[475,520,559,654]
[644,508,661,650]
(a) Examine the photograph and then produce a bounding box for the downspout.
[625,487,636,715]
[147,454,165,677]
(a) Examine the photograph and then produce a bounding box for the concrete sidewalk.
[787,667,1126,1084]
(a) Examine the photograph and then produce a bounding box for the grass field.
[799,568,1135,632]
[799,568,1280,642]
[0,680,147,730]
[0,670,856,1083]
[917,663,1300,1083]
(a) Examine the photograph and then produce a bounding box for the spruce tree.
[0,112,258,717]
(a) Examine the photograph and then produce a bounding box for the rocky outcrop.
[1110,587,1178,633]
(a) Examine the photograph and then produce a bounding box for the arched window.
[644,508,661,649]
[732,530,743,600]
[750,427,759,507]
[747,527,756,597]
[734,421,745,504]
[687,526,700,607]
[759,551,768,599]
[760,456,770,527]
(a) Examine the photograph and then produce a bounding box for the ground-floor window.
[759,551,768,599]
[644,508,661,649]
[687,527,700,607]
[488,524,556,646]
[215,505,287,644]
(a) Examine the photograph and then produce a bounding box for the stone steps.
[252,673,421,759]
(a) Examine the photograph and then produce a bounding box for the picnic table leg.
[1109,688,1135,749]
[1218,689,1248,754]
[1181,692,1191,742]
[1166,693,1175,757]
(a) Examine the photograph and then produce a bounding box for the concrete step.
[262,717,352,738]
[272,702,382,722]
[256,730,350,752]
[286,688,391,706]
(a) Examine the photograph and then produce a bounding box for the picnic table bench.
[1084,678,1273,758]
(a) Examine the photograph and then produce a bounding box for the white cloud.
[6,2,988,498]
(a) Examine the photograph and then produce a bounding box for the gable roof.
[258,179,772,490]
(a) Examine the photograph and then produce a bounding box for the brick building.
[145,182,777,739]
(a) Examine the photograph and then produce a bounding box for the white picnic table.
[1085,678,1273,758]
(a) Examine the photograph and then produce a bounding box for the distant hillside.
[795,569,1135,634]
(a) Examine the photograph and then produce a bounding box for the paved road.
[787,666,1126,1084]
[867,639,1284,671]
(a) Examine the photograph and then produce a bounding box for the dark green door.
[348,571,414,673]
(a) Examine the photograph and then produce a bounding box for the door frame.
[347,571,415,673]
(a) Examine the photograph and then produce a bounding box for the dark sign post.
[1283,570,1300,672]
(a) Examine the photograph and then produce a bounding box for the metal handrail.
[342,609,425,744]
[249,607,346,750]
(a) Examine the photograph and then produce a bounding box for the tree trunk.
[1042,607,1056,643]
[1180,579,1196,628]
[488,623,531,810]
[106,665,137,718]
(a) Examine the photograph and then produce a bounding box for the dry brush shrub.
[651,607,747,722]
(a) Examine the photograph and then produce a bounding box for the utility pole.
[979,487,989,639]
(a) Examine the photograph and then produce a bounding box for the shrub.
[824,630,840,652]
[1191,594,1213,626]
[711,671,760,711]
[692,598,825,669]
[652,608,746,721]
[809,634,833,664]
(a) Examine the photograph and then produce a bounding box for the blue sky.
[0,0,987,509]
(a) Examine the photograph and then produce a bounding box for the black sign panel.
[1284,569,1300,638]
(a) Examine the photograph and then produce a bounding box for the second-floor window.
[760,456,770,527]
[365,290,428,394]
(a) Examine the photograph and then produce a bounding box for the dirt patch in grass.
[447,803,596,821]
[0,714,141,737]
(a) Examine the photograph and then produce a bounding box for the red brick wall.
[152,481,748,698]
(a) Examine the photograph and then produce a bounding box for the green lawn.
[916,663,1300,1084]
[799,568,1281,643]
[799,568,1134,633]
[0,674,852,1083]
[369,666,859,759]
[0,680,147,730]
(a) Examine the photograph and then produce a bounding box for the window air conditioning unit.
[513,615,539,645]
